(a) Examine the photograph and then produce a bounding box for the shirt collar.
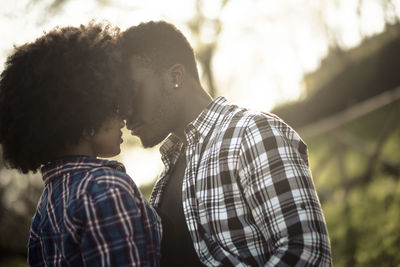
[159,96,230,158]
[186,96,230,143]
[41,156,125,184]
[159,134,184,166]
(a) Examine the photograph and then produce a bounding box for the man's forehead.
[128,56,154,76]
[129,55,168,79]
[129,55,152,68]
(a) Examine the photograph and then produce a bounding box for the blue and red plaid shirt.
[28,156,161,266]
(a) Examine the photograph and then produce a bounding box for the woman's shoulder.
[75,159,140,199]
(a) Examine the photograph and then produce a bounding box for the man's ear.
[166,63,184,89]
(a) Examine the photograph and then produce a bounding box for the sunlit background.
[1,0,395,186]
[1,0,400,266]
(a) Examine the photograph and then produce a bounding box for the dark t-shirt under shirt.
[156,151,205,267]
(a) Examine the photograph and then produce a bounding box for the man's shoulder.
[214,103,305,148]
[220,104,287,132]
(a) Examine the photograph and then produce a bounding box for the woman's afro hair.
[0,22,131,173]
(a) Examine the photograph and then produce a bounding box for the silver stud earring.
[174,83,179,88]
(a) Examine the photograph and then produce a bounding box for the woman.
[0,23,161,266]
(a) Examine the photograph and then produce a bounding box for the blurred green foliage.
[273,24,400,130]
[275,25,400,266]
[0,171,42,266]
[307,108,400,266]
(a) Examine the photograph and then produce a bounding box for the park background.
[1,0,399,266]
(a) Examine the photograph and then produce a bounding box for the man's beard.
[140,137,165,148]
[139,132,169,148]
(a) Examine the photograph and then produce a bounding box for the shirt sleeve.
[76,179,161,267]
[28,210,45,267]
[237,116,332,266]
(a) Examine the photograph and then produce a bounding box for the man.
[121,21,332,266]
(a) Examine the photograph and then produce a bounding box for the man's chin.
[140,135,167,148]
[140,138,162,148]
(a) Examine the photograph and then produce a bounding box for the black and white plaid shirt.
[150,97,331,266]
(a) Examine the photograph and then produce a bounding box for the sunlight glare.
[1,0,398,186]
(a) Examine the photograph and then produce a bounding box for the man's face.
[126,58,176,148]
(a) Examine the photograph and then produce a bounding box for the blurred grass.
[0,258,26,267]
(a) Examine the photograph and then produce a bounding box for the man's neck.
[172,86,213,143]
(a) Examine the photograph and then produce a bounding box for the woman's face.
[91,114,125,158]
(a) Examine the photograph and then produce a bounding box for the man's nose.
[125,116,137,129]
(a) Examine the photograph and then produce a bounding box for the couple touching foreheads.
[0,21,332,266]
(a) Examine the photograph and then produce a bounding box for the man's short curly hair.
[120,21,200,83]
[0,23,129,173]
